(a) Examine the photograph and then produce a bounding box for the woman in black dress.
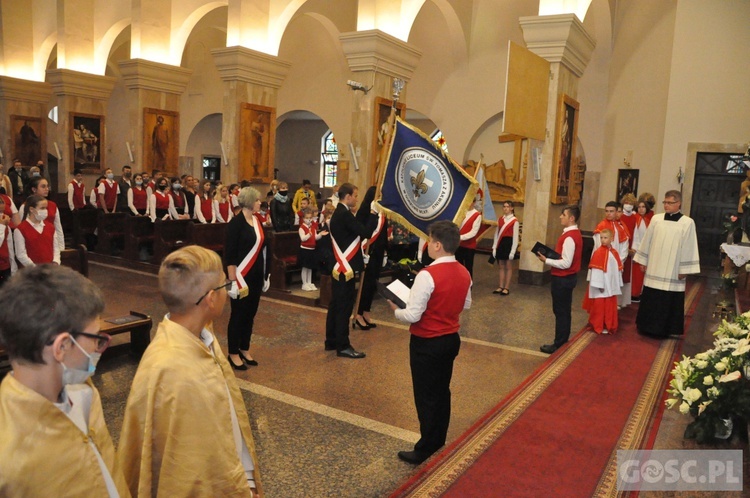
[225,187,270,369]
[353,186,386,329]
[491,201,519,295]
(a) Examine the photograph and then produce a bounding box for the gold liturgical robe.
[0,374,130,497]
[118,318,262,497]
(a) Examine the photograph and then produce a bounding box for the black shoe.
[539,344,559,354]
[397,450,429,465]
[227,355,248,370]
[239,351,258,366]
[363,318,377,329]
[324,344,336,351]
[337,347,366,359]
[352,319,371,330]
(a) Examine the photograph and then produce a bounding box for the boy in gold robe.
[0,264,130,497]
[118,246,262,497]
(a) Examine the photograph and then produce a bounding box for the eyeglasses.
[195,280,232,305]
[662,200,679,205]
[72,331,112,353]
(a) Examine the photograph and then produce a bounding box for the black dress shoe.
[363,318,377,329]
[337,347,366,359]
[227,355,248,370]
[352,319,371,330]
[397,450,429,465]
[539,344,559,354]
[239,351,258,366]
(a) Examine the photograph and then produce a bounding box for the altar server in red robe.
[583,229,623,334]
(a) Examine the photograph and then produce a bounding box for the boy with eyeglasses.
[118,245,262,497]
[0,264,129,496]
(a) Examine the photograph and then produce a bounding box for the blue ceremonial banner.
[375,117,478,239]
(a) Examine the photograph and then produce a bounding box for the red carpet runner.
[391,281,704,498]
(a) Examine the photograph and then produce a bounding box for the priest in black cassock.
[633,190,700,337]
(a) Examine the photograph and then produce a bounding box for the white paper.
[387,279,411,305]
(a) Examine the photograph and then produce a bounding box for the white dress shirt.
[544,225,579,270]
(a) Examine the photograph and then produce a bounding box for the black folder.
[531,241,561,260]
[376,281,407,309]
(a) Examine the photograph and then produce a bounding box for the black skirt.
[298,246,318,269]
[494,237,514,260]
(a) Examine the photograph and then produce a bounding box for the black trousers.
[0,268,10,289]
[410,332,460,456]
[325,273,356,351]
[455,247,475,277]
[227,281,262,354]
[636,286,685,338]
[357,246,385,315]
[551,274,577,347]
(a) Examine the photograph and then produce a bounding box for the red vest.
[47,200,58,224]
[217,201,230,221]
[409,261,471,339]
[299,223,317,249]
[1,194,13,219]
[551,229,583,277]
[0,225,10,270]
[102,180,118,210]
[70,181,86,209]
[132,187,148,211]
[199,195,213,221]
[154,191,171,211]
[17,220,55,264]
[171,190,185,209]
[459,210,482,249]
[496,216,517,240]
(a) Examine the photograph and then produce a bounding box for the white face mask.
[623,204,634,214]
[106,173,114,180]
[35,208,48,221]
[61,336,101,386]
[136,180,143,186]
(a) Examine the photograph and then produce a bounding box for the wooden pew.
[187,222,227,257]
[96,212,128,255]
[72,208,99,250]
[153,219,192,264]
[60,244,89,277]
[269,230,301,292]
[100,311,152,357]
[124,215,155,261]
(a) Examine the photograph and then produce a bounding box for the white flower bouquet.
[665,311,750,443]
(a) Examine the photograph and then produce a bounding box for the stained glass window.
[321,131,338,188]
[431,129,448,153]
[727,154,749,174]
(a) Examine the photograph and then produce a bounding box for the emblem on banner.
[395,147,453,220]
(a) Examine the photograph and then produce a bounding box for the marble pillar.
[517,14,595,285]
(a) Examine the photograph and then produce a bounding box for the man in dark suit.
[325,182,377,358]
[117,165,133,213]
[7,159,27,198]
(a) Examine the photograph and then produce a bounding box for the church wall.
[598,0,676,209]
[274,119,329,188]
[659,0,750,214]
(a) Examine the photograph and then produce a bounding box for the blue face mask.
[106,173,114,180]
[172,183,181,190]
[61,336,101,386]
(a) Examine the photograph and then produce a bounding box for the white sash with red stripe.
[235,219,265,298]
[493,215,517,247]
[332,235,361,281]
[362,212,386,252]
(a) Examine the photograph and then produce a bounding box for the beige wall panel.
[502,41,549,141]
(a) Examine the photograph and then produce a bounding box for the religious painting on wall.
[550,94,579,204]
[11,115,45,168]
[70,113,103,172]
[370,97,407,185]
[143,108,179,175]
[617,168,639,201]
[239,103,275,184]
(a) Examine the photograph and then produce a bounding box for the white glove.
[363,253,370,265]
[262,277,270,292]
[370,201,380,214]
[227,280,240,299]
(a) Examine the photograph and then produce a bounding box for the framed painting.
[11,115,45,168]
[617,168,639,201]
[239,103,275,184]
[550,94,579,204]
[143,108,179,175]
[370,97,407,185]
[70,113,103,172]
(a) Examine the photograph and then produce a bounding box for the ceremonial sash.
[332,235,360,281]
[493,216,517,247]
[362,212,386,251]
[235,219,265,298]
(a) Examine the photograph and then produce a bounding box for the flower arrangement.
[723,214,740,236]
[721,272,738,291]
[666,311,750,443]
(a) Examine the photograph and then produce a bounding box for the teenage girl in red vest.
[128,173,150,215]
[90,175,105,208]
[169,177,190,219]
[14,195,59,267]
[150,177,177,222]
[0,196,17,286]
[67,168,86,211]
[23,177,65,251]
[491,201,519,295]
[195,179,216,224]
[213,185,233,223]
[97,168,120,213]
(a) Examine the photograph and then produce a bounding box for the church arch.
[185,113,223,179]
[173,2,228,64]
[96,19,132,75]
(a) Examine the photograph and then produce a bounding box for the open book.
[376,280,410,309]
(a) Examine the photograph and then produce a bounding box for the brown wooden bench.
[100,311,152,357]
[72,208,99,249]
[60,244,89,277]
[187,221,227,257]
[269,230,301,292]
[153,219,193,264]
[124,215,155,261]
[96,212,128,255]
